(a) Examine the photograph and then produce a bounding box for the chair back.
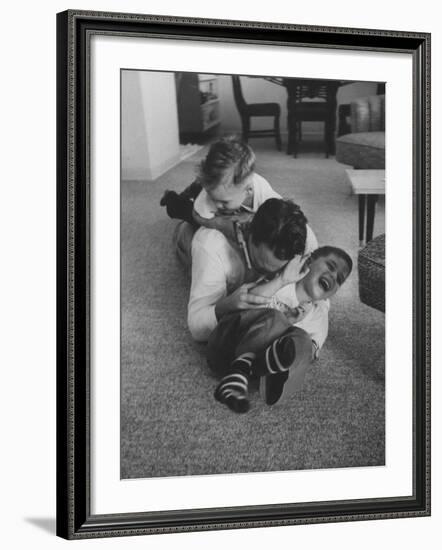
[231,76,247,113]
[294,82,329,102]
[351,95,385,133]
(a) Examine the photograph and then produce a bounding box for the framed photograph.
[56,10,431,539]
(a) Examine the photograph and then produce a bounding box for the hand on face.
[280,255,310,285]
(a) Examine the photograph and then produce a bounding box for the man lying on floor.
[187,198,352,412]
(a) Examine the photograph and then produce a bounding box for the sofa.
[336,95,385,169]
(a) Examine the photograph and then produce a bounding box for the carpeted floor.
[121,140,385,479]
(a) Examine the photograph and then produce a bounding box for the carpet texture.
[121,141,385,479]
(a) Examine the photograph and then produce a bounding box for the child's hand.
[206,215,238,242]
[192,209,252,243]
[214,210,253,224]
[280,255,310,285]
[192,209,214,228]
[285,302,313,324]
[191,210,240,243]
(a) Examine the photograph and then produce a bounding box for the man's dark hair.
[198,136,255,189]
[250,198,307,260]
[310,246,353,281]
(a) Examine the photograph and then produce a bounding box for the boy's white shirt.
[193,173,280,218]
[268,286,330,355]
[187,225,327,345]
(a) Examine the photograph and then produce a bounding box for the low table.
[345,169,385,245]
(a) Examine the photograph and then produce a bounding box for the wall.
[121,70,180,181]
[218,74,378,135]
[121,71,379,165]
[2,1,439,550]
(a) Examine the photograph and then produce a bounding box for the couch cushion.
[336,131,385,169]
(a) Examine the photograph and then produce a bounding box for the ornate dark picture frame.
[56,9,431,540]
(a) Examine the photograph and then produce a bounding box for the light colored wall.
[121,70,180,181]
[218,74,378,135]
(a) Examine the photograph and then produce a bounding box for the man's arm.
[187,238,227,342]
[188,232,271,342]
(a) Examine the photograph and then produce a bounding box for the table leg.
[286,113,294,154]
[291,105,299,158]
[326,86,338,157]
[366,194,378,243]
[286,88,295,154]
[358,194,366,246]
[293,127,299,158]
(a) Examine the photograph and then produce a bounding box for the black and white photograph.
[120,70,386,480]
[53,6,431,541]
[1,0,439,546]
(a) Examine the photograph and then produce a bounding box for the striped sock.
[214,354,254,413]
[253,334,295,377]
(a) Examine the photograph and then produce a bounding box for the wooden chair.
[285,79,339,158]
[231,76,282,150]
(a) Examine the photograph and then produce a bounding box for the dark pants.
[207,309,313,402]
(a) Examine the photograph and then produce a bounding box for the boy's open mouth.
[319,275,332,292]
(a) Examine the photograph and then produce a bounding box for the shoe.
[259,371,289,405]
[214,387,250,413]
[160,190,194,223]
